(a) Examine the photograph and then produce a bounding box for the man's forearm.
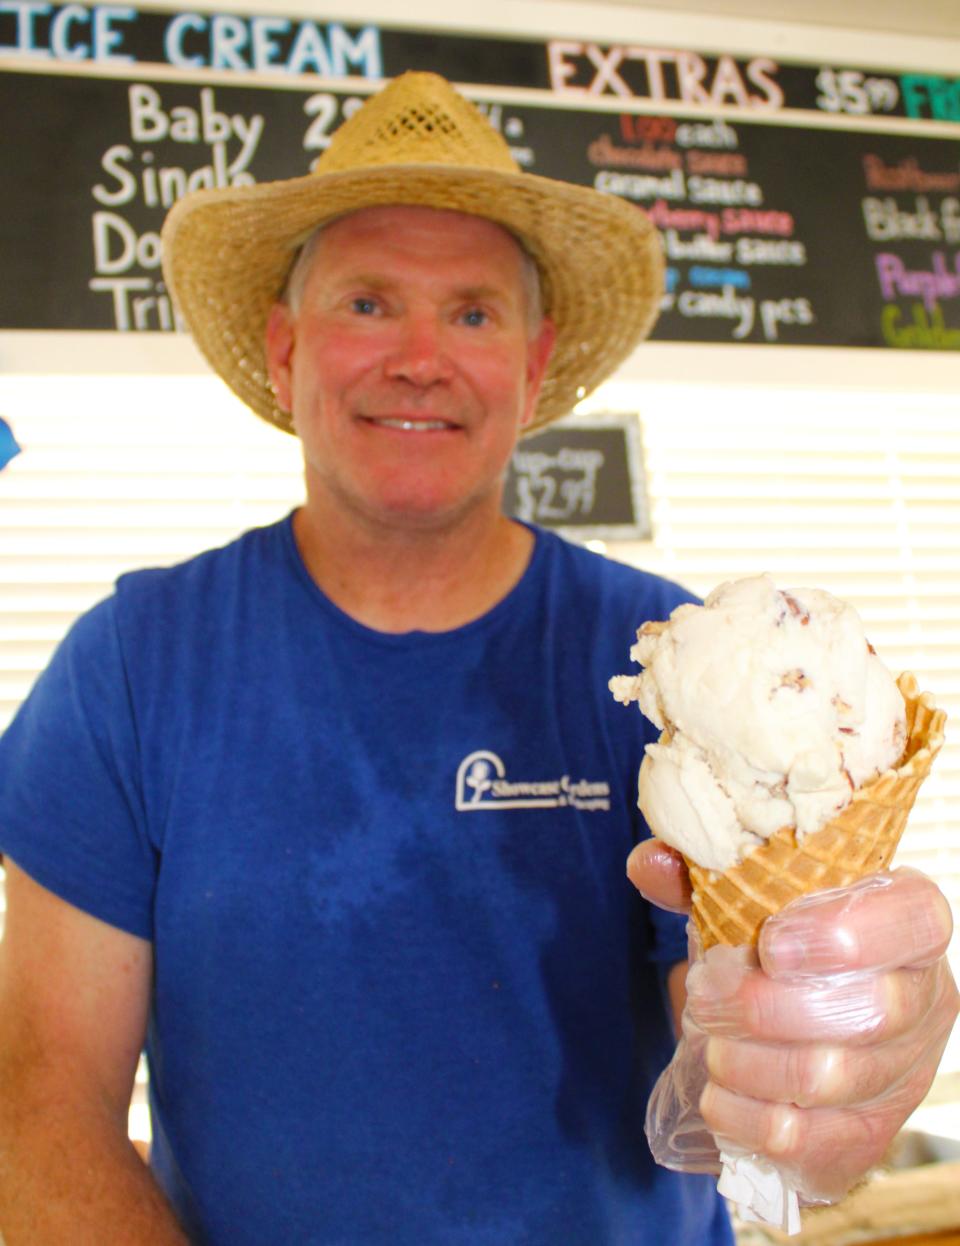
[0,1083,189,1246]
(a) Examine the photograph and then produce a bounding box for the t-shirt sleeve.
[644,895,690,968]
[621,576,701,970]
[0,595,157,939]
[620,712,692,970]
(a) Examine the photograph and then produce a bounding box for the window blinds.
[0,370,957,1087]
[598,386,960,1085]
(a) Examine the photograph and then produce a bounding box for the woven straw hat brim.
[161,161,664,435]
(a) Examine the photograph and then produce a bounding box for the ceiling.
[581,0,960,40]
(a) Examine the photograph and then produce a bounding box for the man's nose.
[384,313,453,386]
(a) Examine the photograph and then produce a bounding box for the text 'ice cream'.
[609,575,907,874]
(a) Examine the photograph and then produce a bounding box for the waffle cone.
[679,673,946,949]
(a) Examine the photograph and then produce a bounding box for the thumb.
[627,839,692,914]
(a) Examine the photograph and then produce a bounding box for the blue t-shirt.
[0,516,731,1246]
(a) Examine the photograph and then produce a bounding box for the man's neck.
[291,502,534,634]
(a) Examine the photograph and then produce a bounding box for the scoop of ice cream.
[609,575,907,873]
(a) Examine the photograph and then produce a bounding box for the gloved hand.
[632,843,959,1209]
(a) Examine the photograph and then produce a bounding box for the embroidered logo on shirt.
[455,750,611,812]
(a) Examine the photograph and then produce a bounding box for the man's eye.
[461,308,488,327]
[350,297,379,315]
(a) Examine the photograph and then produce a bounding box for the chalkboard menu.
[503,417,650,539]
[1,5,959,352]
[3,5,958,122]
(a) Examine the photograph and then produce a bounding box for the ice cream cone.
[682,673,946,949]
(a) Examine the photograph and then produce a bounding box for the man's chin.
[359,485,507,537]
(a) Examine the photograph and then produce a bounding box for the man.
[0,72,955,1245]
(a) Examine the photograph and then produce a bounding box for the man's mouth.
[363,417,458,432]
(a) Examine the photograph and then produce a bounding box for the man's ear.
[265,303,295,414]
[520,316,558,429]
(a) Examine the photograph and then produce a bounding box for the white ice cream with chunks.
[609,575,907,873]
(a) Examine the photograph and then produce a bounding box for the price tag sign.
[503,415,651,541]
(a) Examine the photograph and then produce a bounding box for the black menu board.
[503,417,650,539]
[2,35,958,350]
[3,5,958,124]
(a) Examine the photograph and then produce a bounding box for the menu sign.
[552,109,960,350]
[503,417,650,539]
[2,67,957,351]
[2,3,959,124]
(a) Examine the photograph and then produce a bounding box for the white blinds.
[0,369,958,1086]
[0,373,304,727]
[594,386,960,1085]
[603,393,959,876]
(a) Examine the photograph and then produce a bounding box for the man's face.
[266,205,555,535]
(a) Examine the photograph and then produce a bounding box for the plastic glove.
[638,857,959,1225]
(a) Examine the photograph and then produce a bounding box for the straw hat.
[161,71,664,436]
